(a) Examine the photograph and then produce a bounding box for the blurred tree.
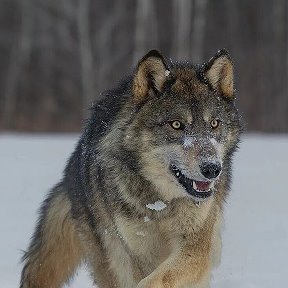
[191,0,208,62]
[0,0,287,132]
[3,0,32,129]
[77,0,94,117]
[134,0,158,63]
[172,0,192,60]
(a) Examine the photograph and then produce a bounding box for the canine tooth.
[176,172,180,177]
[193,181,198,191]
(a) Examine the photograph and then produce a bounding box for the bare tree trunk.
[58,0,78,52]
[172,0,192,60]
[2,0,33,128]
[272,0,286,131]
[77,0,94,117]
[93,1,124,98]
[39,1,54,110]
[225,0,238,53]
[191,0,208,62]
[134,0,158,63]
[286,0,288,127]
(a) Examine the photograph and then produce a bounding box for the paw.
[137,277,164,288]
[137,274,175,288]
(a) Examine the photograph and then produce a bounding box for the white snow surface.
[1,133,287,288]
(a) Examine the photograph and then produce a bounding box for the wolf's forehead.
[171,67,207,98]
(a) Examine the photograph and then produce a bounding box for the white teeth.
[165,70,170,77]
[176,172,180,177]
[192,181,214,192]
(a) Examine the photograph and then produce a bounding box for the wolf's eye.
[169,120,185,130]
[211,119,220,129]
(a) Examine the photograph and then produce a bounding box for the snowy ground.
[0,134,287,288]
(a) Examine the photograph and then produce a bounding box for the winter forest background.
[1,0,288,133]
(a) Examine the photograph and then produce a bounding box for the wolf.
[20,49,242,288]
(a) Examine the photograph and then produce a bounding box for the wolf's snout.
[200,162,222,179]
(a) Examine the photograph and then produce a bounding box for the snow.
[210,137,218,146]
[1,133,287,288]
[146,200,167,211]
[144,216,150,222]
[183,136,195,148]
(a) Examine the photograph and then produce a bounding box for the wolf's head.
[102,50,242,204]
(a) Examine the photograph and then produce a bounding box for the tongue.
[194,181,211,191]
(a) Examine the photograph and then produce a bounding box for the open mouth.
[170,165,214,200]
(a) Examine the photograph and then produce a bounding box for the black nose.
[200,162,222,179]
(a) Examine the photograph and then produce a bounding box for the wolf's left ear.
[133,50,170,104]
[204,49,234,99]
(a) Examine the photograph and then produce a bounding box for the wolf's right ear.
[133,50,170,104]
[204,49,234,99]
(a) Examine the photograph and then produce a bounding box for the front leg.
[137,236,212,288]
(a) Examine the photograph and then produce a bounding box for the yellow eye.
[211,119,220,129]
[170,120,184,130]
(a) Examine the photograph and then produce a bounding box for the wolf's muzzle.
[200,162,222,179]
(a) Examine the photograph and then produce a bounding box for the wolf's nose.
[200,162,222,179]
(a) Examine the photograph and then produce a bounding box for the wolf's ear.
[204,49,234,99]
[133,50,170,104]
